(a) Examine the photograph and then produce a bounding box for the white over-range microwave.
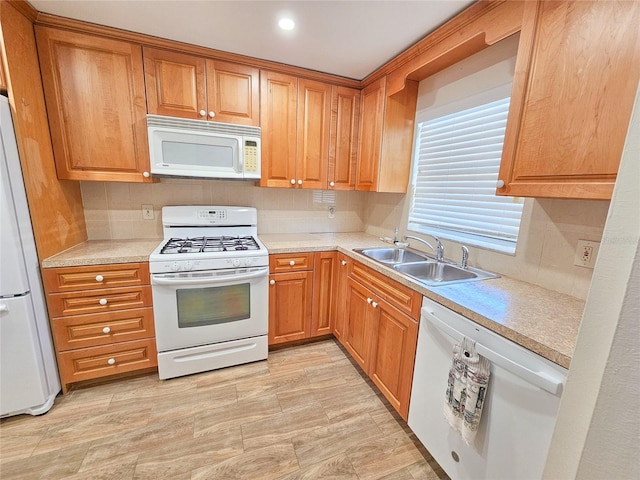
[147,115,261,180]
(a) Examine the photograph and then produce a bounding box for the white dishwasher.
[409,297,568,480]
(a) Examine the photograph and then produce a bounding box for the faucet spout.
[403,234,445,261]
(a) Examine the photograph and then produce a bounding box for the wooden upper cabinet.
[143,47,259,125]
[356,76,418,193]
[260,70,298,187]
[329,86,360,190]
[498,0,640,200]
[143,47,205,119]
[296,78,331,189]
[206,59,259,125]
[36,27,151,182]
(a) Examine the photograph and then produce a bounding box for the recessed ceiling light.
[278,18,295,31]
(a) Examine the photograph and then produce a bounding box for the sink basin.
[393,261,498,286]
[355,247,427,265]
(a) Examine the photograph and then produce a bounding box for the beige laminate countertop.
[41,233,584,368]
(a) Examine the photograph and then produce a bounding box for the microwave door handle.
[152,267,268,286]
[238,143,244,174]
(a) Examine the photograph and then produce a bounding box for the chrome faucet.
[404,234,444,261]
[461,245,469,269]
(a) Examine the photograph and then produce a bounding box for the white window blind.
[408,96,524,254]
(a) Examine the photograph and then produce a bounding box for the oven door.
[151,267,268,352]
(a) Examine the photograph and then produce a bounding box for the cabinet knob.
[99,298,108,306]
[290,179,296,185]
[269,279,275,285]
[496,179,505,188]
[341,260,347,266]
[289,260,295,266]
[367,297,373,304]
[208,111,215,118]
[102,326,111,334]
[142,171,150,178]
[297,179,303,185]
[199,109,206,117]
[329,181,335,188]
[372,301,378,308]
[95,275,104,282]
[107,358,116,365]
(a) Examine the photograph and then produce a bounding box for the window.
[408,91,524,254]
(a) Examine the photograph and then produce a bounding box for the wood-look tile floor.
[0,339,449,480]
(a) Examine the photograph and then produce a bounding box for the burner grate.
[160,236,260,254]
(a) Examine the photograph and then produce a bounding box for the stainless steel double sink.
[353,247,499,287]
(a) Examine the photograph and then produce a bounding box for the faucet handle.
[461,245,469,269]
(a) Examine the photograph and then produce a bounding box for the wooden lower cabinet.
[343,259,420,420]
[268,251,336,346]
[332,253,350,341]
[43,262,156,392]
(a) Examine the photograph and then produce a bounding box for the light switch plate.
[574,239,599,268]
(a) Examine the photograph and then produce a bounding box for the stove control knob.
[233,259,241,267]
[171,262,180,272]
[184,261,194,271]
[244,258,253,266]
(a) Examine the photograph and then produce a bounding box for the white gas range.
[149,206,269,380]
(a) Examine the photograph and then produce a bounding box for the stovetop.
[160,236,260,254]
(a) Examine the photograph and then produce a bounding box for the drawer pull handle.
[289,260,295,266]
[290,179,296,185]
[372,301,378,308]
[329,181,335,187]
[107,358,116,365]
[95,275,104,282]
[367,297,373,304]
[269,279,275,285]
[102,326,111,334]
[341,260,347,266]
[199,109,206,117]
[99,298,108,306]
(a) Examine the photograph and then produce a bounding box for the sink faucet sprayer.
[404,234,444,262]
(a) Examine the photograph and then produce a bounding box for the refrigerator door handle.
[425,309,565,395]
[0,304,8,313]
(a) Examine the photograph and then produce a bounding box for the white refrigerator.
[0,94,60,417]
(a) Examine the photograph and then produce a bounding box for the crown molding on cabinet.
[6,0,37,22]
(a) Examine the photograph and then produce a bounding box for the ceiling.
[29,0,475,80]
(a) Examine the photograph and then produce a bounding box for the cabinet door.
[369,299,418,420]
[332,253,350,342]
[296,79,331,189]
[268,271,312,345]
[356,77,385,191]
[343,278,374,371]
[143,47,206,120]
[36,27,151,182]
[498,0,640,200]
[260,71,298,187]
[206,60,259,125]
[311,252,336,337]
[329,86,360,190]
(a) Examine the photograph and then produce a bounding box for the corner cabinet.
[497,0,640,200]
[356,76,418,193]
[268,252,336,345]
[143,47,259,125]
[343,259,421,420]
[35,27,152,183]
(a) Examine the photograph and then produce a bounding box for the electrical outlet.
[574,239,599,268]
[142,204,154,220]
[328,206,336,219]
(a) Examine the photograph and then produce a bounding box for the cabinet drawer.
[349,261,421,319]
[47,286,152,317]
[57,338,157,385]
[269,253,314,273]
[52,307,155,351]
[43,263,150,292]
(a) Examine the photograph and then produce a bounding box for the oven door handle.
[151,267,269,286]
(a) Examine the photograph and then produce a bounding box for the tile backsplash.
[362,192,610,300]
[80,179,367,239]
[81,180,607,300]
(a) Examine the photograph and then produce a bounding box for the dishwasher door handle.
[425,311,565,395]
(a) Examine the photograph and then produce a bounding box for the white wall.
[543,85,640,480]
[363,35,609,300]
